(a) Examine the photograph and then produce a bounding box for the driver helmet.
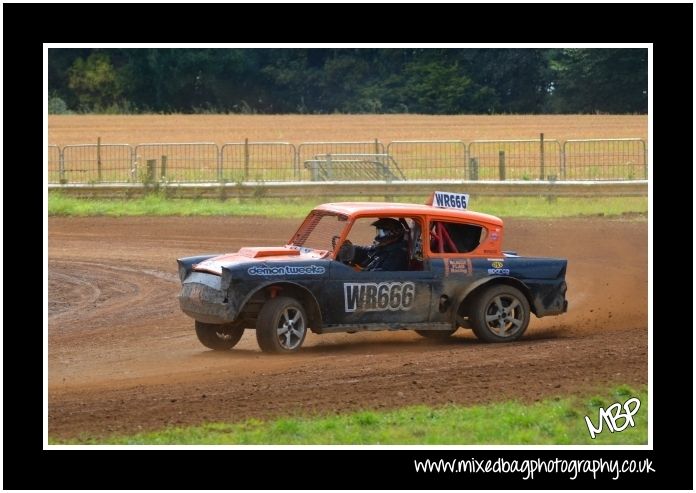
[371,218,405,246]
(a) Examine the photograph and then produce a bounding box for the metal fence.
[47,138,649,184]
[467,139,563,181]
[387,140,467,180]
[563,139,647,180]
[62,144,134,183]
[134,143,219,183]
[221,141,296,182]
[298,141,385,181]
[48,145,62,183]
[304,153,406,181]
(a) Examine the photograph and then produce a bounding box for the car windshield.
[288,210,348,253]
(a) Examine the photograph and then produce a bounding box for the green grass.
[52,385,647,445]
[48,192,647,219]
[470,196,646,219]
[47,192,312,218]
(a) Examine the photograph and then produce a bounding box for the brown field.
[48,114,648,146]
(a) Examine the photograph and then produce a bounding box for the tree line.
[48,48,647,115]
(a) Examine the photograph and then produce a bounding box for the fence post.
[326,153,333,180]
[160,155,167,179]
[217,145,223,182]
[561,141,567,180]
[244,138,250,180]
[132,151,138,182]
[97,137,103,182]
[498,151,505,181]
[59,147,66,184]
[382,139,393,199]
[293,145,299,180]
[374,138,383,172]
[643,140,648,179]
[469,157,479,181]
[146,159,156,184]
[539,133,545,181]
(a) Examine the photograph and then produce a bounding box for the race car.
[177,192,568,353]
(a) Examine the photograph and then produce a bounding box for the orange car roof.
[315,202,503,226]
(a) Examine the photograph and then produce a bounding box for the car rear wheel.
[195,321,245,350]
[415,328,458,339]
[256,296,308,353]
[469,285,530,342]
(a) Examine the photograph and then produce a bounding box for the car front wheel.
[469,285,530,342]
[256,296,308,353]
[195,320,245,350]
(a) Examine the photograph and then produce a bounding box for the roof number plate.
[433,191,469,210]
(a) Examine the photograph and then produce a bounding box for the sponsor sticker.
[487,268,510,275]
[490,231,499,241]
[447,258,472,275]
[491,261,504,269]
[344,282,415,312]
[247,264,326,276]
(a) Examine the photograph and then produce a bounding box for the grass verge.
[48,192,647,220]
[52,385,647,445]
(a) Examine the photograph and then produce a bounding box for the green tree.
[401,60,475,113]
[459,49,553,113]
[68,51,124,111]
[48,48,647,114]
[550,48,647,113]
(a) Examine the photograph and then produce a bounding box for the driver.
[339,218,409,271]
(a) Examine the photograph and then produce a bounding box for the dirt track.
[48,216,648,439]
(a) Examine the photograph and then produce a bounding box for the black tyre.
[415,328,458,339]
[256,296,308,353]
[469,285,530,342]
[195,320,245,350]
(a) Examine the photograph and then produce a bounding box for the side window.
[429,221,486,254]
[343,216,425,271]
[344,217,377,246]
[409,218,424,262]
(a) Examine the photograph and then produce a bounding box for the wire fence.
[48,145,62,183]
[298,141,386,181]
[134,143,219,182]
[467,139,563,181]
[387,141,467,180]
[62,144,134,183]
[221,141,296,182]
[47,138,649,184]
[563,139,647,180]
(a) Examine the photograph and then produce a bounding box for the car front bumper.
[179,273,239,324]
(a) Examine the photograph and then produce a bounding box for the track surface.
[48,216,648,439]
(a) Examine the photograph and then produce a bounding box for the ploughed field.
[48,215,647,439]
[48,114,647,145]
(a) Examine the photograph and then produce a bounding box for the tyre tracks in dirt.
[47,216,648,439]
